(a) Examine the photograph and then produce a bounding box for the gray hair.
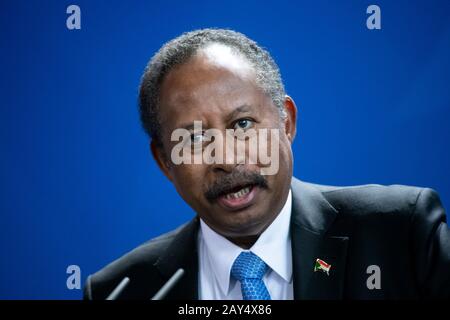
[138,28,286,146]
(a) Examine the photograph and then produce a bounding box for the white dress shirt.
[198,190,293,300]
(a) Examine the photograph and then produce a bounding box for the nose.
[209,131,244,173]
[211,146,241,173]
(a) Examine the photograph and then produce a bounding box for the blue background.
[0,0,449,299]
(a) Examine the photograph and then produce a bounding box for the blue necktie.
[231,251,271,300]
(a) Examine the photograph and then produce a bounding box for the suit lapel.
[290,178,349,299]
[154,217,200,299]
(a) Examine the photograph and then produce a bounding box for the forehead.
[159,43,269,125]
[198,43,254,77]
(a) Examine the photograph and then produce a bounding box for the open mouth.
[216,184,259,211]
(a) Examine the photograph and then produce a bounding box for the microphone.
[105,277,130,300]
[151,268,185,300]
[103,268,184,300]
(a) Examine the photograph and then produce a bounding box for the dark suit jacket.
[84,178,450,299]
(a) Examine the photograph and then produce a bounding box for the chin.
[221,213,268,236]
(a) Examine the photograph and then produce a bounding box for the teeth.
[225,187,251,200]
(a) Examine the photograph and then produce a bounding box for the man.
[84,29,450,300]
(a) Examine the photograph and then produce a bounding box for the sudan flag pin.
[314,258,331,275]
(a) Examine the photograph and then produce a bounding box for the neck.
[226,235,259,249]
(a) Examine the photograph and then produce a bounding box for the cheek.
[267,132,292,179]
[170,165,206,198]
[279,136,293,165]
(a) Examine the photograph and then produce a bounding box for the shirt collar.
[200,190,293,295]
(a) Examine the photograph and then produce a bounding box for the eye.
[191,132,205,144]
[233,119,254,130]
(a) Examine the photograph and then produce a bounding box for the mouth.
[216,184,259,211]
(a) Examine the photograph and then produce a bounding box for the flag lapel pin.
[314,258,331,275]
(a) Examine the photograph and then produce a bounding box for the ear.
[150,140,173,182]
[282,95,297,143]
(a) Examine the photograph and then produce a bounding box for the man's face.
[153,44,296,241]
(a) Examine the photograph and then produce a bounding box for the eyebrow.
[181,123,196,131]
[226,104,253,122]
[176,104,254,131]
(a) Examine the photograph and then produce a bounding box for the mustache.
[204,170,268,201]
